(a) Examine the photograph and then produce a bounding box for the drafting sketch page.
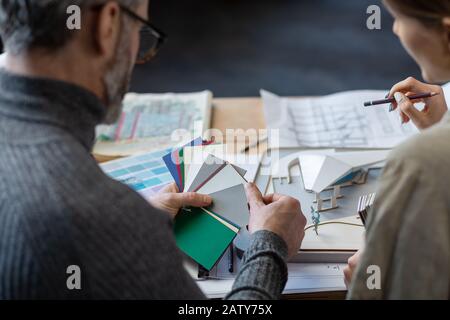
[94,91,212,156]
[261,90,419,148]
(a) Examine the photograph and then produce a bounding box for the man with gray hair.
[0,1,306,299]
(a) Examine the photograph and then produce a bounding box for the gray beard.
[102,27,134,125]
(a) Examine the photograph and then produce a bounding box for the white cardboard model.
[272,149,389,212]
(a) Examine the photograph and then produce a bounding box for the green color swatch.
[179,148,185,190]
[174,207,237,270]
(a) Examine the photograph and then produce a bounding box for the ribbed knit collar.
[0,68,106,150]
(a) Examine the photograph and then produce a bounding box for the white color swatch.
[196,164,246,195]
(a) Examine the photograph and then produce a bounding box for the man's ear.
[94,2,122,61]
[442,17,450,53]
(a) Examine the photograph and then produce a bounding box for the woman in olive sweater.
[345,0,450,299]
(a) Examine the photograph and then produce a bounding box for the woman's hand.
[388,77,448,130]
[343,249,363,288]
[148,183,212,219]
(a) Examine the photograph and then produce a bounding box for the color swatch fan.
[162,142,250,270]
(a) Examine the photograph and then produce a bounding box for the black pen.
[364,92,439,107]
[241,135,268,153]
[228,244,234,273]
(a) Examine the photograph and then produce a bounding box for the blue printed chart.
[100,149,174,198]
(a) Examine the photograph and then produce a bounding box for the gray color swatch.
[206,184,249,228]
[187,154,226,192]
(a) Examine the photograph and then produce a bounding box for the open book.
[94,91,212,157]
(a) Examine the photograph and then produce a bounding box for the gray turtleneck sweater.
[0,69,288,300]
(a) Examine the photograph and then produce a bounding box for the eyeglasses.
[119,5,167,64]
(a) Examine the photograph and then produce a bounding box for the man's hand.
[343,249,363,288]
[388,77,448,130]
[245,182,307,259]
[148,183,212,219]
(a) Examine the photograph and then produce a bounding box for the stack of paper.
[163,139,250,270]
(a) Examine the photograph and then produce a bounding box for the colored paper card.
[187,154,227,192]
[163,151,182,190]
[183,144,228,192]
[183,147,248,192]
[203,208,240,231]
[178,148,185,190]
[196,164,247,195]
[231,165,247,178]
[163,137,203,191]
[173,149,183,189]
[206,184,249,228]
[174,207,238,270]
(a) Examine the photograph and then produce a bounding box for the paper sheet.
[261,89,419,149]
[198,253,346,298]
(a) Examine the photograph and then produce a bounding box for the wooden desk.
[211,97,266,133]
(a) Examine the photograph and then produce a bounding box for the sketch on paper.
[261,90,418,148]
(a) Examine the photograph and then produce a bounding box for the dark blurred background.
[131,0,421,97]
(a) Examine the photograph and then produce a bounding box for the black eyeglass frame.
[119,5,168,64]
